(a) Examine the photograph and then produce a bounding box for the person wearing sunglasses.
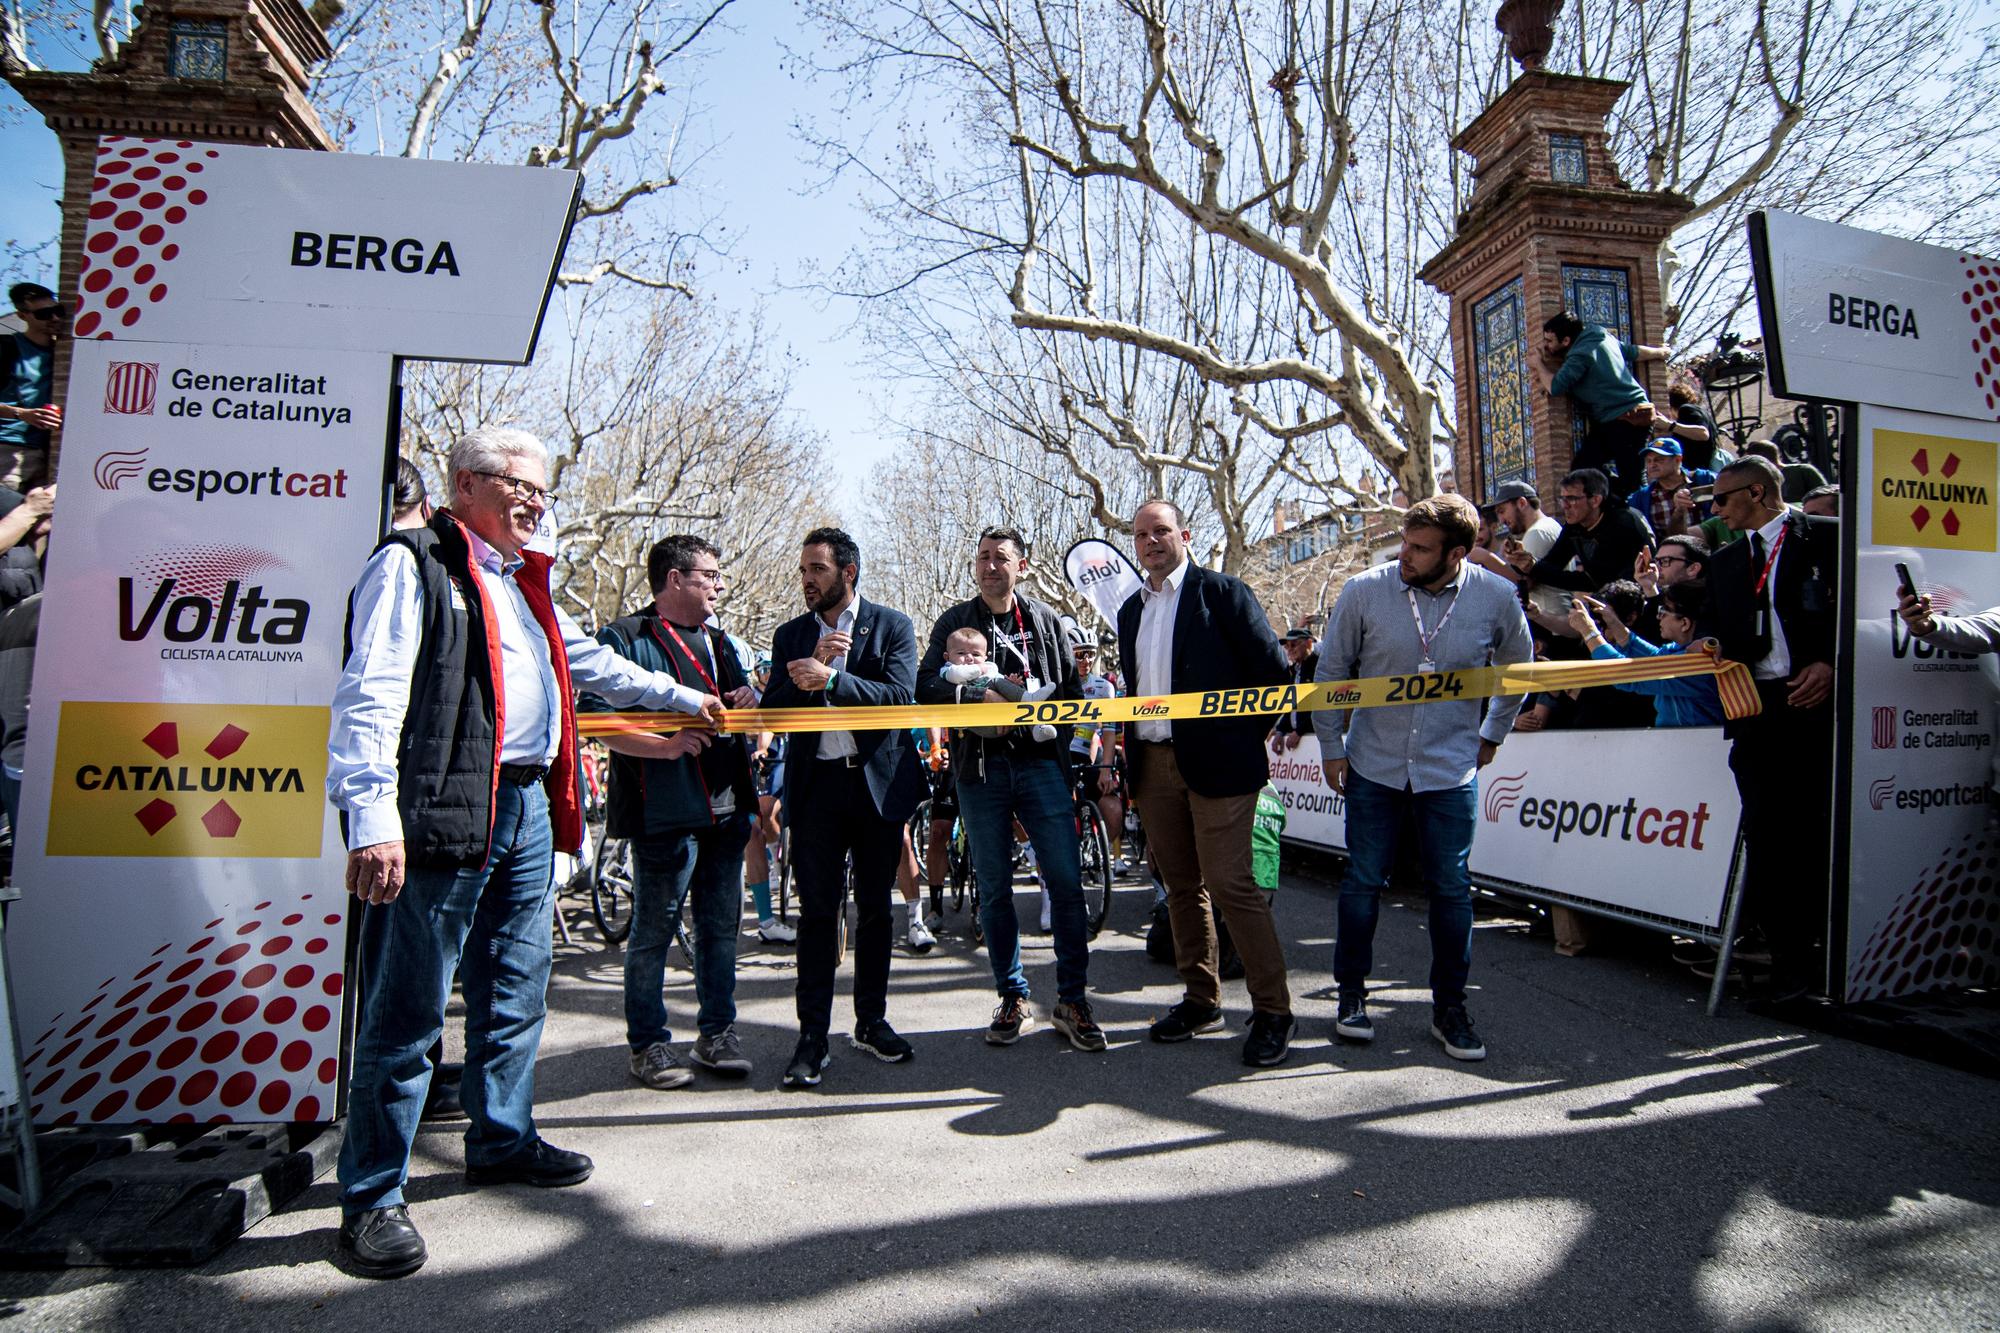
[1,282,65,491]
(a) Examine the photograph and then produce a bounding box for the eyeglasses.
[679,567,724,586]
[1558,493,1590,506]
[1709,485,1756,505]
[473,470,553,505]
[1655,555,1691,567]
[24,305,65,322]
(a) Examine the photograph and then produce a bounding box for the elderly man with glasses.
[327,427,726,1278]
[1,282,66,491]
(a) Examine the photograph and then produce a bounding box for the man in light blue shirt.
[1314,493,1532,1061]
[326,427,722,1279]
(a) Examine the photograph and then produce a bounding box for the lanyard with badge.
[1405,586,1458,674]
[1752,523,1787,642]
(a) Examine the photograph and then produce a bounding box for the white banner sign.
[1753,210,2000,423]
[1270,729,1743,930]
[1844,405,2000,1003]
[8,338,390,1125]
[1062,539,1143,630]
[73,137,577,363]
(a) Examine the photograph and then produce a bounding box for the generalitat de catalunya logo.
[103,361,159,415]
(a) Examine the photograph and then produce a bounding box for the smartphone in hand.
[1895,562,1918,600]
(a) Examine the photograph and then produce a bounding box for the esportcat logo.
[1869,775,1989,814]
[95,447,148,490]
[1492,775,1713,849]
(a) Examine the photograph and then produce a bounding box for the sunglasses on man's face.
[25,306,66,322]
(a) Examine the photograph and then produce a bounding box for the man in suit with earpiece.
[761,526,926,1088]
[1706,454,1840,1002]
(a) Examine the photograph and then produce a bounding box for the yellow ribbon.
[578,640,1761,738]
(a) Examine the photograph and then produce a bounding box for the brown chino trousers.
[1129,740,1291,1015]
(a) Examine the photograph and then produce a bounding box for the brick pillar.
[1419,71,1691,504]
[3,0,334,478]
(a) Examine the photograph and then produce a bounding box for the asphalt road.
[3,858,1997,1332]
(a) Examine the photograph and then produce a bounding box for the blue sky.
[0,10,906,512]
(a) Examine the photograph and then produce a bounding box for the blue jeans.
[625,813,751,1048]
[339,781,555,1217]
[958,752,1090,1003]
[1335,769,1477,1009]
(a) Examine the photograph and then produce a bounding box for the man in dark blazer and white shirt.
[1117,499,1297,1066]
[1705,456,1839,1000]
[760,527,926,1087]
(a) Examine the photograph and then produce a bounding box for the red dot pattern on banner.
[22,893,343,1124]
[1847,829,2000,1002]
[72,137,219,339]
[1961,258,2000,418]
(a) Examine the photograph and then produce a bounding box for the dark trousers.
[1575,416,1651,494]
[790,761,902,1038]
[1727,684,1835,985]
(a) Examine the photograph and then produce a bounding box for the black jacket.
[760,595,925,824]
[1708,509,1839,696]
[1116,562,1289,798]
[915,592,1082,779]
[346,512,585,870]
[585,607,756,839]
[1529,504,1655,593]
[1272,649,1320,736]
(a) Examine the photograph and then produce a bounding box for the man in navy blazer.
[760,527,925,1087]
[1116,499,1297,1066]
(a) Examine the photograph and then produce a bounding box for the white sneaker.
[629,1041,694,1090]
[924,907,943,932]
[757,918,797,944]
[906,914,937,954]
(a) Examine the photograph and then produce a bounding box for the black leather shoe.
[1242,1010,1297,1067]
[336,1205,427,1279]
[1148,999,1225,1043]
[421,1065,466,1123]
[851,1019,914,1063]
[782,1033,831,1088]
[465,1137,594,1188]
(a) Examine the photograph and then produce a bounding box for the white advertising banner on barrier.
[8,338,389,1124]
[1269,729,1743,931]
[72,136,577,362]
[1751,211,2000,423]
[1844,405,2000,1003]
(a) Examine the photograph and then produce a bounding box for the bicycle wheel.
[591,831,636,944]
[1077,801,1113,938]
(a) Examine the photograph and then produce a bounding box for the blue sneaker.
[1431,1005,1486,1061]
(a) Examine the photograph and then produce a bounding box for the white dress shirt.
[328,529,708,850]
[815,595,861,760]
[1133,556,1189,742]
[1751,510,1792,681]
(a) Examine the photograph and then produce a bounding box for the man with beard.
[761,527,926,1087]
[1314,494,1532,1061]
[916,526,1100,1051]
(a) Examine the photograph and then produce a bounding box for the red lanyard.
[993,601,1029,673]
[654,619,720,696]
[1753,524,1787,598]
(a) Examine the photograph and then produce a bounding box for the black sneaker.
[465,1137,594,1188]
[782,1033,831,1088]
[1242,1010,1296,1067]
[1148,999,1225,1043]
[335,1204,427,1279]
[1430,1005,1487,1061]
[986,995,1034,1046]
[851,1018,914,1063]
[1051,998,1108,1052]
[1334,992,1374,1043]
